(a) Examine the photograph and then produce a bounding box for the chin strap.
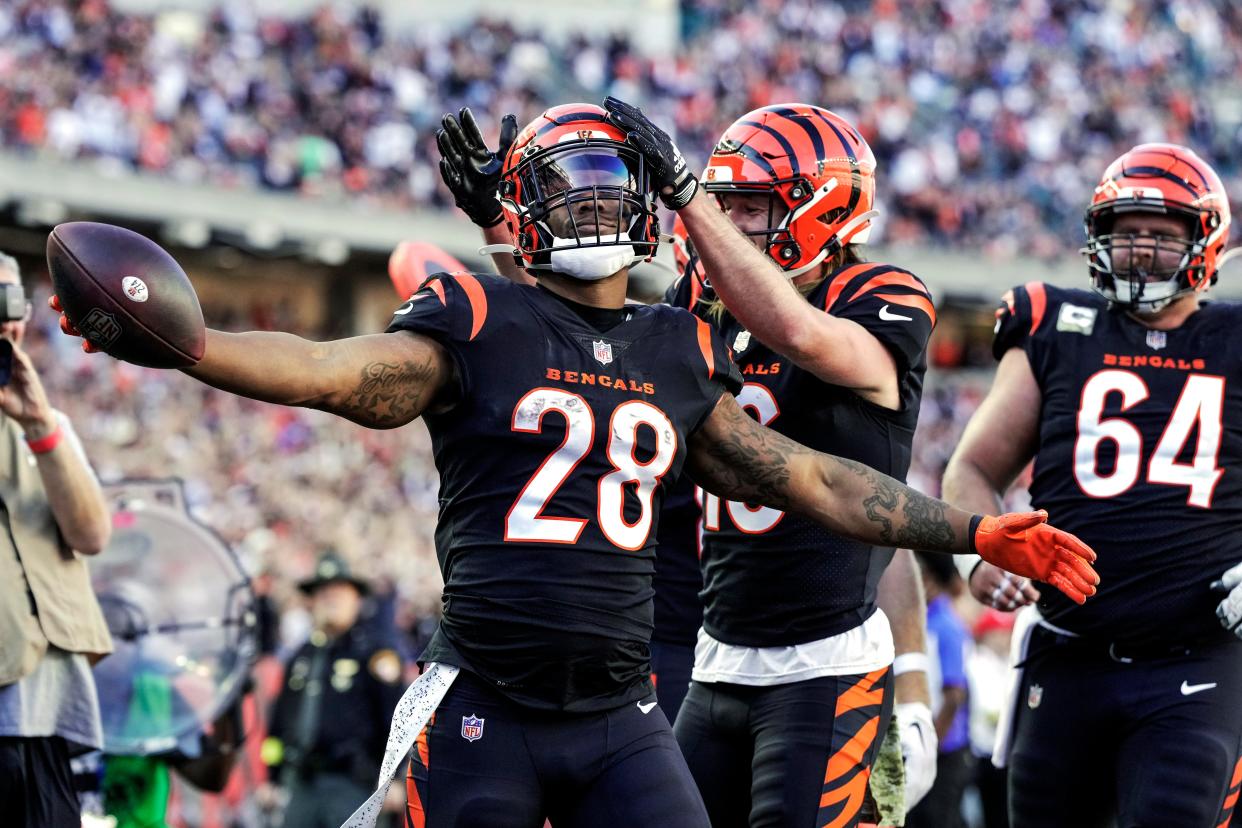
[780,209,881,279]
[478,243,520,256]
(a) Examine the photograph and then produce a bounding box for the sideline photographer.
[0,251,114,827]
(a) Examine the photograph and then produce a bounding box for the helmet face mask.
[1082,144,1231,313]
[1084,205,1201,312]
[501,105,660,280]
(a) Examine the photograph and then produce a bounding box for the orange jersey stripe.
[454,273,489,341]
[1231,755,1242,788]
[1025,281,1047,335]
[873,291,936,325]
[695,317,715,379]
[848,270,930,304]
[822,263,877,311]
[424,278,447,306]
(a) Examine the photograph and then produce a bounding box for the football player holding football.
[59,104,1098,828]
[942,143,1242,827]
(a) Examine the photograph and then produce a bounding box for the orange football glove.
[972,511,1099,605]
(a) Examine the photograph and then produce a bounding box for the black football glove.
[602,96,698,211]
[436,108,518,228]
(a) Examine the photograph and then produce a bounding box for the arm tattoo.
[835,458,956,550]
[694,396,962,552]
[338,357,441,428]
[694,396,813,509]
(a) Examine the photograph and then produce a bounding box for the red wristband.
[25,424,63,454]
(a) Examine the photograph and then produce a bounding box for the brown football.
[46,222,205,368]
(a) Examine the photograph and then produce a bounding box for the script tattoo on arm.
[688,394,969,553]
[337,358,441,427]
[319,332,453,429]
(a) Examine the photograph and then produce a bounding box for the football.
[46,222,206,369]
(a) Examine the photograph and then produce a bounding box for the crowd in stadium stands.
[2,0,1241,259]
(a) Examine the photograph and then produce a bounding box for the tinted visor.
[521,147,640,203]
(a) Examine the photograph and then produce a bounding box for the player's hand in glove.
[436,108,518,228]
[972,510,1098,605]
[601,96,698,210]
[1213,561,1242,638]
[895,702,937,813]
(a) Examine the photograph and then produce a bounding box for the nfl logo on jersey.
[461,714,485,742]
[592,340,613,365]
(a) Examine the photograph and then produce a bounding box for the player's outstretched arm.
[687,392,1100,603]
[54,294,454,430]
[185,329,453,429]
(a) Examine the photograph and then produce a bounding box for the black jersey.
[669,263,935,647]
[385,273,741,712]
[995,283,1242,646]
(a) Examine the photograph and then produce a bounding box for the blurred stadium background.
[2,0,1240,825]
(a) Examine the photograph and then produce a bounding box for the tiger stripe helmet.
[1084,143,1232,310]
[498,103,660,275]
[704,104,878,276]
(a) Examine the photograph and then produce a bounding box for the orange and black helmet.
[498,104,660,276]
[1083,143,1232,310]
[704,104,878,276]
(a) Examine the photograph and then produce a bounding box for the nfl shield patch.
[461,714,484,742]
[1027,684,1043,709]
[592,339,613,366]
[1146,330,1168,350]
[733,330,751,352]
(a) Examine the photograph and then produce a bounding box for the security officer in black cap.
[261,552,405,828]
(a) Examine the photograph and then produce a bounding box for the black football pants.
[673,668,893,828]
[1009,628,1242,828]
[405,669,709,827]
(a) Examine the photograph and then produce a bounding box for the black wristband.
[968,514,984,553]
[661,175,699,211]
